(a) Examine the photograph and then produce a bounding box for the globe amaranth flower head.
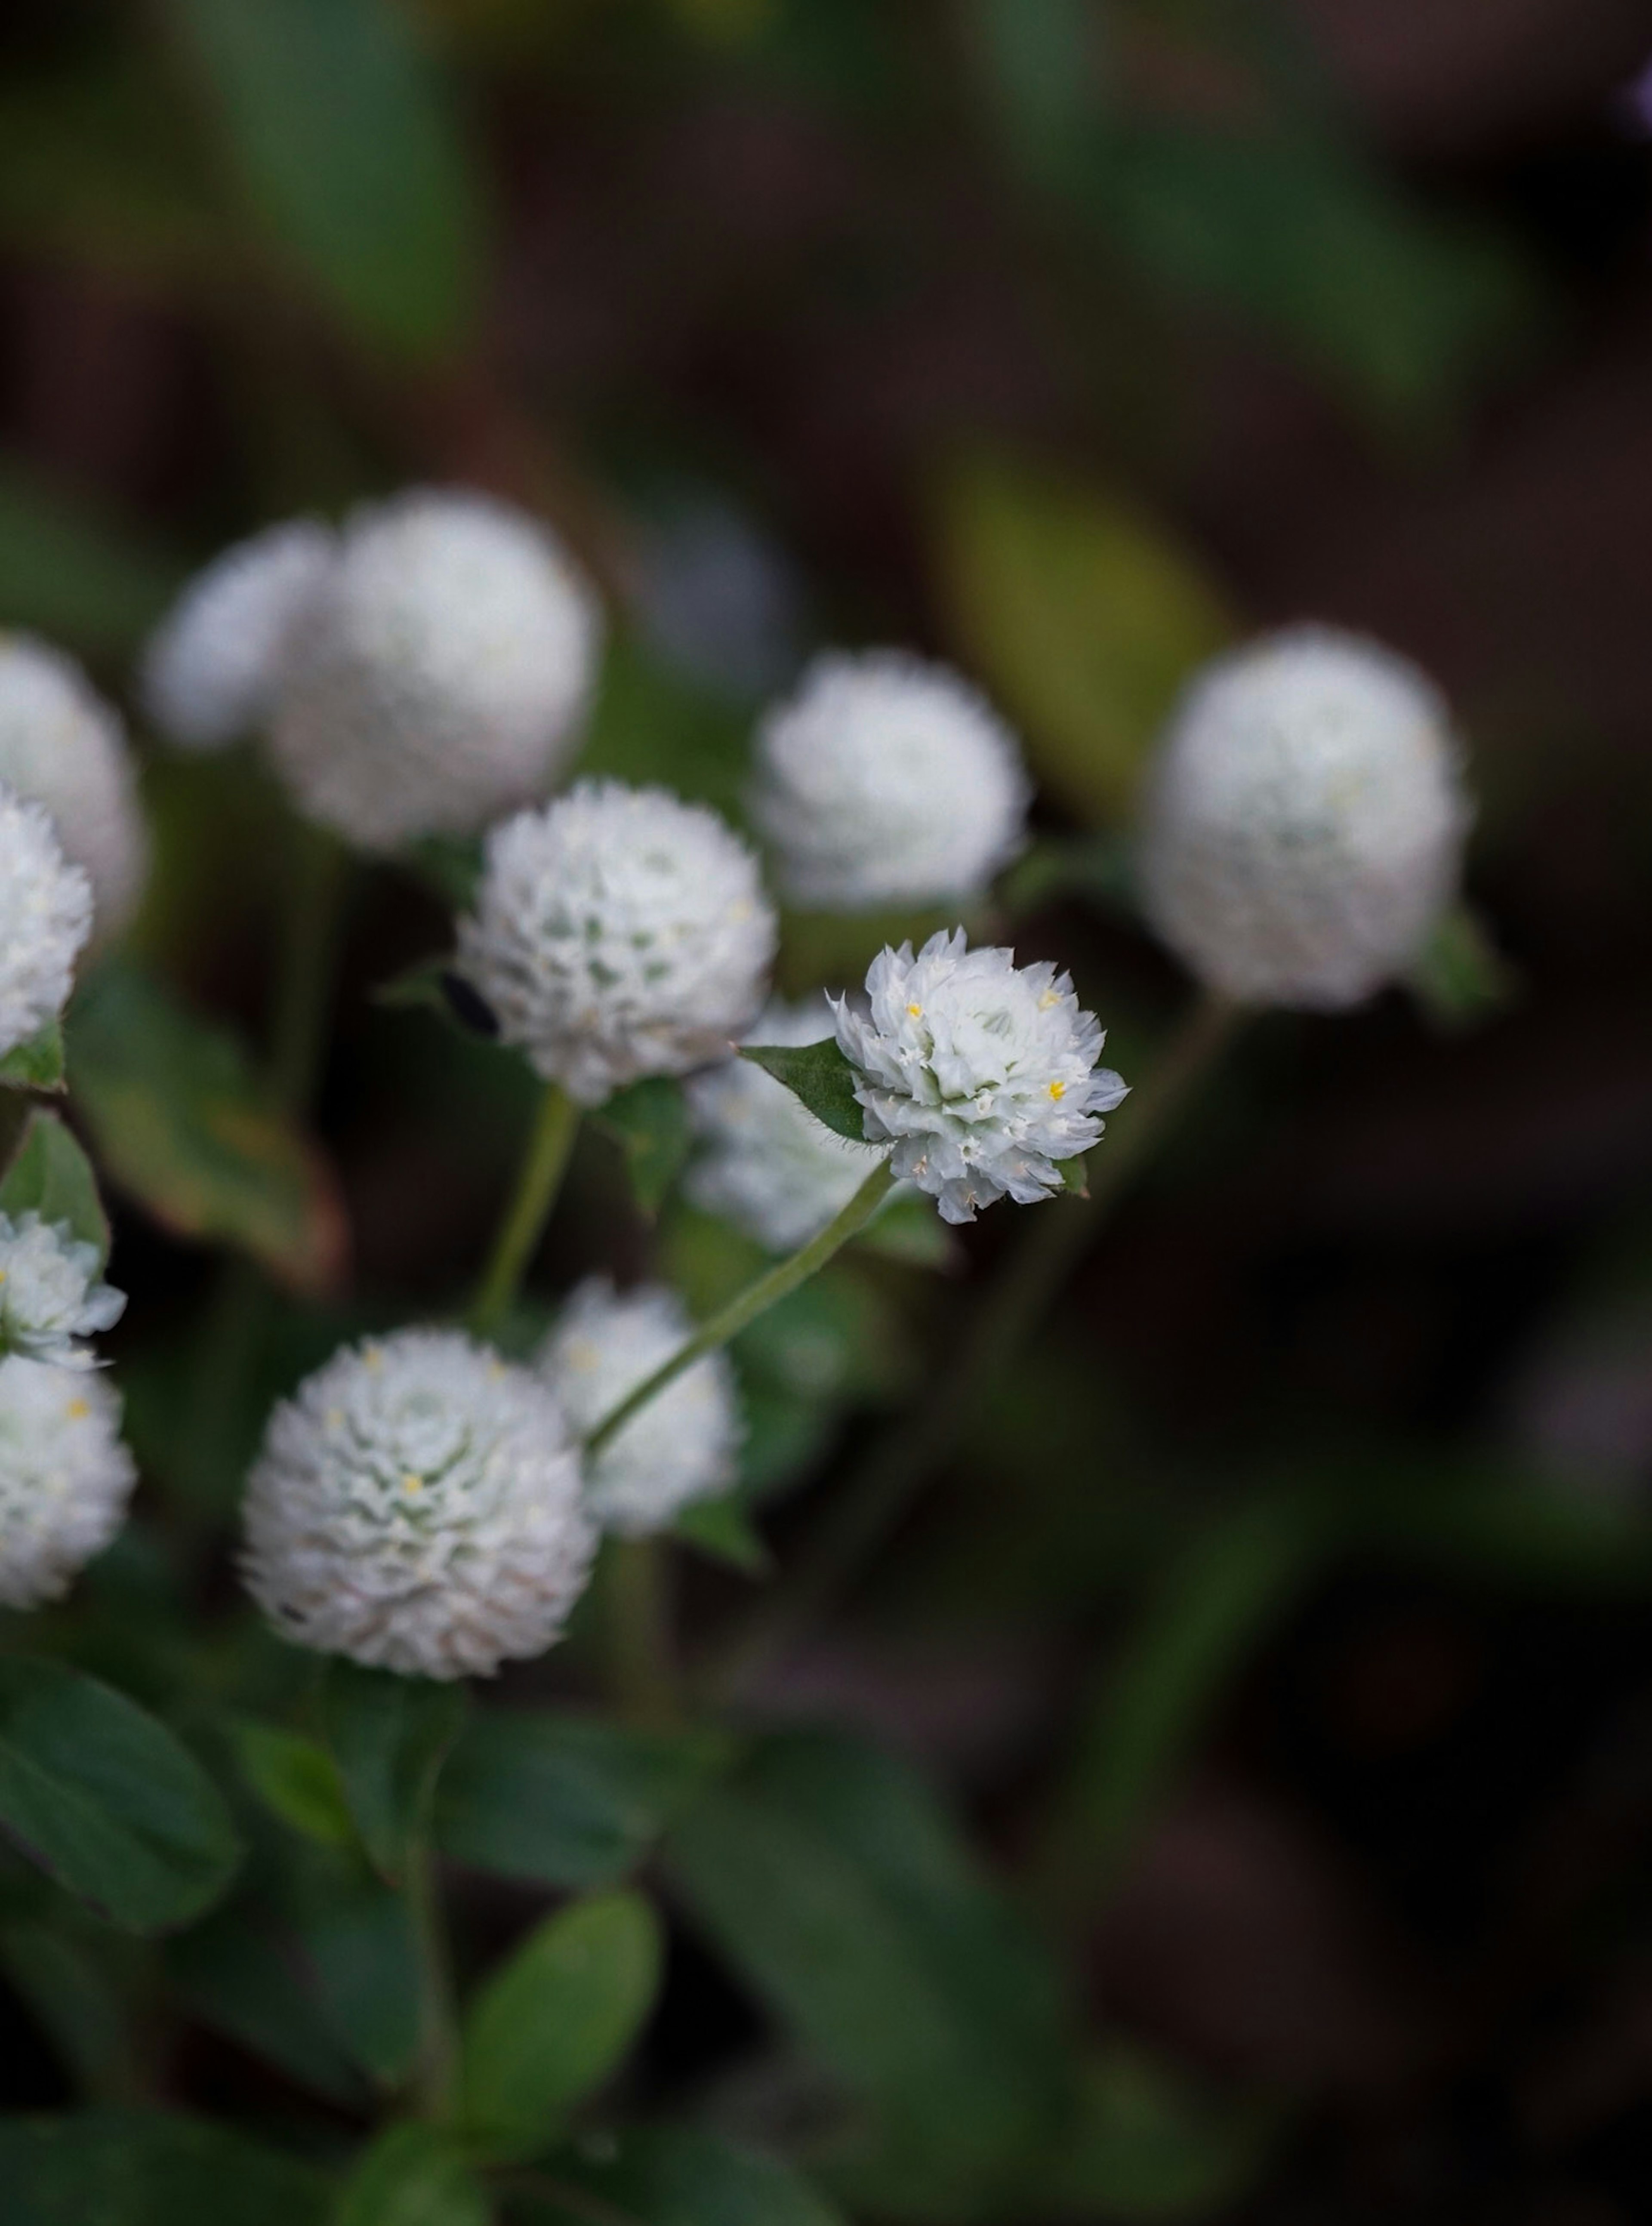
[1139,624,1472,1010]
[0,1214,124,1369]
[539,1278,740,1538]
[686,995,890,1252]
[458,779,778,1106]
[141,519,335,752]
[0,634,148,941]
[750,649,1030,910]
[268,487,602,851]
[832,929,1127,1225]
[242,1329,595,1680]
[0,786,93,1060]
[0,1358,136,1609]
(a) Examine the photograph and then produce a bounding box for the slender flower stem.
[707,992,1244,1697]
[603,1537,679,1726]
[468,1081,580,1337]
[405,1836,459,2120]
[583,1159,897,1461]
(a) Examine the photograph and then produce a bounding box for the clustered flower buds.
[0,1360,135,1609]
[1139,624,1470,1009]
[242,1330,595,1679]
[751,650,1029,910]
[539,1278,740,1535]
[142,519,334,752]
[0,786,92,1058]
[458,779,777,1105]
[0,635,147,941]
[0,1214,124,1369]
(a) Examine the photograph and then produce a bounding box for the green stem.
[405,1836,458,2121]
[603,1537,679,1726]
[708,993,1243,1697]
[583,1159,897,1460]
[267,817,350,1116]
[468,1082,580,1337]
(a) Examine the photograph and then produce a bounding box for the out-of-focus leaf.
[460,1890,663,2161]
[963,0,1103,195]
[322,1662,468,1884]
[673,1491,771,1574]
[592,1078,693,1217]
[1406,901,1517,1029]
[69,962,346,1295]
[527,2125,848,2226]
[999,831,1139,922]
[0,463,182,654]
[740,1040,866,1145]
[166,1899,366,2107]
[1060,1153,1090,1199]
[575,634,751,822]
[931,453,1234,825]
[1042,2044,1287,2220]
[0,1111,108,1267]
[854,1188,957,1270]
[335,2123,488,2226]
[228,1720,355,1848]
[0,1022,66,1095]
[159,0,484,361]
[374,959,499,1042]
[290,1865,421,2087]
[0,1920,136,2101]
[0,2109,330,2226]
[0,1657,241,1933]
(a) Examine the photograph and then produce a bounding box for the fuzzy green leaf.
[739,1039,867,1145]
[0,1111,108,1268]
[592,1076,692,1216]
[321,1661,468,1884]
[0,1020,66,1095]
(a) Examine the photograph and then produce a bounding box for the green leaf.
[290,1867,421,2087]
[673,1491,771,1575]
[0,1919,136,2100]
[322,1662,468,1884]
[739,1039,866,1146]
[158,0,483,361]
[228,1720,355,1848]
[529,2126,848,2226]
[373,959,498,1041]
[436,1713,731,1890]
[0,1111,108,1267]
[166,1900,366,2107]
[853,1188,957,1271]
[1060,1153,1090,1200]
[592,1077,692,1217]
[930,452,1234,826]
[963,0,1103,197]
[0,1658,240,1933]
[0,1021,66,1095]
[0,2109,329,2225]
[335,2124,489,2226]
[1406,901,1516,1030]
[575,634,751,821]
[0,462,182,654]
[68,962,345,1295]
[1043,2045,1287,2219]
[460,1890,663,2161]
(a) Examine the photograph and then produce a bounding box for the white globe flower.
[242,1329,595,1680]
[0,787,93,1059]
[0,635,147,940]
[686,996,890,1252]
[141,519,335,751]
[538,1278,739,1537]
[0,1358,136,1609]
[750,650,1030,910]
[832,928,1127,1225]
[1139,625,1471,1009]
[0,1214,124,1369]
[268,488,601,851]
[458,779,777,1106]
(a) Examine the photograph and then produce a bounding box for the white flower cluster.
[0,1214,124,1369]
[0,787,92,1059]
[242,1329,595,1679]
[539,1278,739,1536]
[832,929,1126,1224]
[142,520,333,752]
[687,996,889,1252]
[1140,625,1470,1009]
[459,779,777,1106]
[752,651,1029,909]
[0,635,147,941]
[0,1359,136,1610]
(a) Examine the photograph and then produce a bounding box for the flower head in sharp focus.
[141,519,336,752]
[0,1358,136,1609]
[750,649,1031,910]
[539,1278,740,1538]
[686,995,890,1252]
[1139,624,1472,1009]
[268,488,602,851]
[0,634,147,940]
[832,929,1127,1225]
[0,1215,124,1369]
[242,1329,596,1680]
[0,786,92,1059]
[458,778,778,1106]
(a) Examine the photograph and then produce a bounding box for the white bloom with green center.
[0,1214,124,1369]
[268,488,601,850]
[458,778,777,1106]
[0,635,147,940]
[0,786,92,1059]
[539,1278,740,1537]
[0,1358,136,1609]
[832,928,1126,1225]
[242,1329,595,1679]
[142,519,335,751]
[1139,625,1471,1009]
[751,650,1030,910]
[686,995,888,1252]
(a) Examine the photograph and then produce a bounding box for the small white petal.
[0,635,147,941]
[141,520,335,752]
[0,786,92,1058]
[0,1213,124,1371]
[0,1358,135,1609]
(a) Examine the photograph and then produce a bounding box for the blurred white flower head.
[242,1329,595,1680]
[687,995,889,1252]
[539,1277,740,1536]
[0,1214,124,1370]
[832,928,1126,1225]
[0,634,147,940]
[0,1358,136,1609]
[1139,625,1471,1009]
[751,650,1030,910]
[0,786,92,1059]
[459,778,777,1106]
[268,488,601,851]
[142,519,335,752]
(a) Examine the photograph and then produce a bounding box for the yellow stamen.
[402,1473,423,1495]
[1048,1079,1066,1100]
[1038,989,1060,1010]
[66,1398,89,1421]
[907,1003,922,1018]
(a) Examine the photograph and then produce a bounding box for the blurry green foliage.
[0,1915,139,2104]
[335,2122,490,2226]
[0,2109,331,2226]
[575,636,752,826]
[323,1661,470,1884]
[0,468,181,658]
[0,1113,110,1271]
[526,2125,850,2224]
[1043,2044,1287,2220]
[0,1019,66,1096]
[1406,900,1519,1029]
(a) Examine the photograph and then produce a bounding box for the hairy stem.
[468,1081,579,1337]
[405,1837,459,2121]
